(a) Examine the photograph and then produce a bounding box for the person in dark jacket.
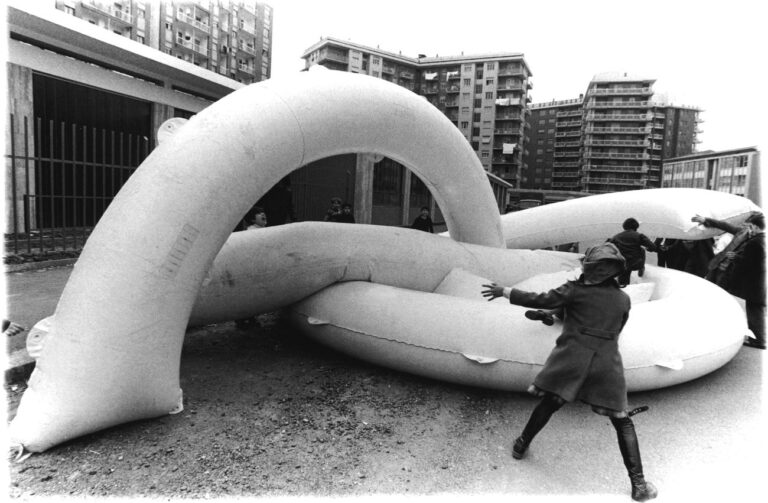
[482,243,657,502]
[411,206,434,233]
[692,212,766,349]
[338,203,356,223]
[609,218,659,286]
[324,197,343,222]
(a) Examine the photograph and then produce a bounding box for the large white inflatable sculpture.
[9,69,760,453]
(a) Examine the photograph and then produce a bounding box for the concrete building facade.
[53,0,273,84]
[523,73,701,195]
[523,97,584,190]
[5,1,244,240]
[662,147,761,206]
[301,37,532,187]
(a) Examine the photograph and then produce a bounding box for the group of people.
[480,210,765,502]
[323,197,355,223]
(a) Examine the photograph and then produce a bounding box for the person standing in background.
[692,212,766,349]
[411,206,434,233]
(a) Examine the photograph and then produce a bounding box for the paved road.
[4,263,766,501]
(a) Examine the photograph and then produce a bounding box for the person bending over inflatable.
[481,243,657,502]
[608,217,658,287]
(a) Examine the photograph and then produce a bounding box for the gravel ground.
[5,312,766,502]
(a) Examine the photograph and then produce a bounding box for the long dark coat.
[508,279,631,411]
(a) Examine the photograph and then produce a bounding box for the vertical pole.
[354,153,375,224]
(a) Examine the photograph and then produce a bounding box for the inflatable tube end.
[307,317,330,326]
[168,388,184,415]
[12,444,33,463]
[462,354,499,364]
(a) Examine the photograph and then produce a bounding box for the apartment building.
[301,37,532,188]
[54,0,273,84]
[523,73,701,195]
[662,147,761,206]
[522,97,584,190]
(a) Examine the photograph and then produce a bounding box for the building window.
[464,64,472,72]
[475,84,483,93]
[481,151,490,158]
[372,71,379,77]
[461,121,469,128]
[486,78,494,86]
[463,78,471,86]
[486,62,495,70]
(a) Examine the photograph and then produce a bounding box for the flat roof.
[664,146,759,163]
[7,0,242,100]
[302,36,532,75]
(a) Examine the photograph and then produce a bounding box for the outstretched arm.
[481,283,506,301]
[692,214,741,235]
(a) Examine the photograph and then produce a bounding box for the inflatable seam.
[302,315,543,367]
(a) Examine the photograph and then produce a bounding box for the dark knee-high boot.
[610,416,658,501]
[513,395,563,459]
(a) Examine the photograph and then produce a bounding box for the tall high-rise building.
[523,73,701,194]
[523,97,584,190]
[301,37,532,187]
[54,0,273,84]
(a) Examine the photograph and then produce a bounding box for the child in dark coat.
[609,217,658,286]
[482,243,657,502]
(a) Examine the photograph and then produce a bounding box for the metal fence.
[4,114,150,259]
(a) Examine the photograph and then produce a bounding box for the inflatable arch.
[10,69,503,452]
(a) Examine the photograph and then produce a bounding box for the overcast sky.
[266,0,766,155]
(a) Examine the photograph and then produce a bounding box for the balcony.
[586,113,652,121]
[553,161,580,168]
[552,181,581,189]
[175,12,210,32]
[495,114,522,121]
[553,170,581,178]
[584,139,648,147]
[555,131,580,138]
[238,43,257,56]
[583,177,647,186]
[83,1,134,24]
[589,87,653,96]
[423,86,439,95]
[588,101,651,109]
[493,128,520,135]
[175,37,208,56]
[554,141,580,148]
[497,84,524,91]
[554,150,581,158]
[556,120,581,128]
[320,50,348,65]
[497,69,525,77]
[556,110,582,118]
[400,71,414,79]
[583,164,648,173]
[583,152,649,160]
[445,85,460,93]
[586,126,650,134]
[492,156,520,164]
[381,65,395,74]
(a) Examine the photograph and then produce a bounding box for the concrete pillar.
[354,153,378,224]
[5,63,36,233]
[401,169,412,226]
